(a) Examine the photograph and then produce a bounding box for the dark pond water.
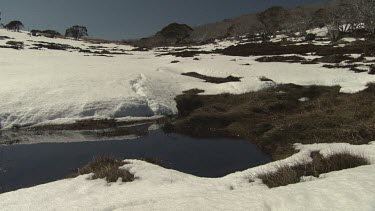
[0,130,272,193]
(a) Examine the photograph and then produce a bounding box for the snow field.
[1,29,375,128]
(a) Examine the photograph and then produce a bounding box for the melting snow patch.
[298,97,310,102]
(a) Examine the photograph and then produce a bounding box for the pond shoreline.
[0,129,272,194]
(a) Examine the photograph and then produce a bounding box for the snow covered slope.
[0,142,374,210]
[0,29,375,129]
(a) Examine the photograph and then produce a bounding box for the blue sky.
[0,0,330,40]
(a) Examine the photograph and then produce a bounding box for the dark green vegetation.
[29,41,124,54]
[181,72,242,84]
[221,42,375,57]
[69,156,135,183]
[258,151,370,188]
[3,20,24,32]
[5,41,24,49]
[132,23,194,47]
[158,23,193,43]
[255,55,307,63]
[0,36,12,40]
[160,41,375,66]
[65,25,88,39]
[31,29,61,38]
[322,64,371,73]
[168,83,375,160]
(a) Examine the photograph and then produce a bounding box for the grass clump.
[70,156,135,183]
[258,151,369,188]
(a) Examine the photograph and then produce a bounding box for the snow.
[1,142,374,210]
[0,30,375,128]
[342,37,358,43]
[1,29,375,129]
[307,27,329,37]
[298,97,310,102]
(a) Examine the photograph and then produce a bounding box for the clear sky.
[0,0,330,40]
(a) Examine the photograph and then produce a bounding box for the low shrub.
[258,151,369,188]
[69,156,135,183]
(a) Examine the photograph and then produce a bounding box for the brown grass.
[69,156,135,183]
[168,83,375,160]
[258,151,369,188]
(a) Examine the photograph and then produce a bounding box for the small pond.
[0,130,272,193]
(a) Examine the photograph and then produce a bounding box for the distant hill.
[189,1,334,42]
[132,1,335,47]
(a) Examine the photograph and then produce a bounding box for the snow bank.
[1,142,374,210]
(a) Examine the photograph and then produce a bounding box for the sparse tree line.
[0,11,89,39]
[253,0,375,42]
[192,0,375,44]
[327,0,375,40]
